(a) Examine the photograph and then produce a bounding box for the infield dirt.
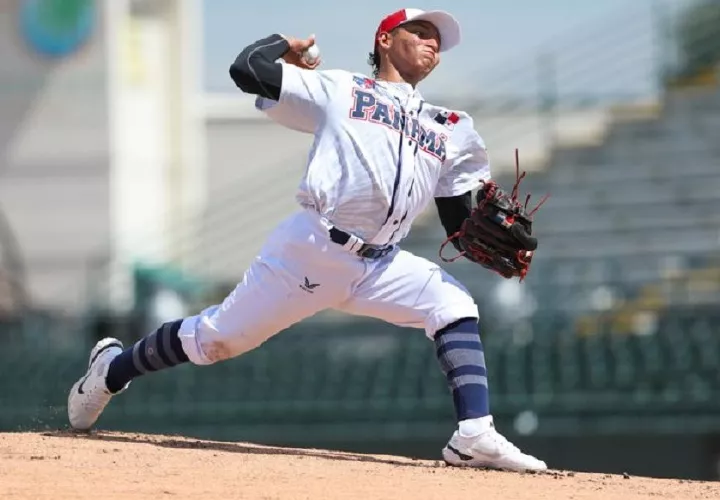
[1,431,718,499]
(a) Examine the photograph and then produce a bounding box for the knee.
[198,339,236,363]
[436,316,479,336]
[199,335,268,364]
[197,322,264,365]
[426,299,479,340]
[178,309,246,365]
[182,307,275,365]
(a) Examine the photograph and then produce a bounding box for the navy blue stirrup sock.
[105,319,189,393]
[434,317,490,421]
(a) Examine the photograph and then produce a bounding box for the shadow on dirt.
[43,429,448,470]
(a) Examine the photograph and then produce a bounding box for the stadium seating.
[402,85,720,326]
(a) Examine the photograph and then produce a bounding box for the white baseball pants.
[178,209,479,365]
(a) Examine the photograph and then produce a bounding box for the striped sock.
[105,319,189,393]
[434,317,490,421]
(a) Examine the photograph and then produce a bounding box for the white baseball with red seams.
[177,9,490,365]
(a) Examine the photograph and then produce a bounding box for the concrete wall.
[0,1,111,314]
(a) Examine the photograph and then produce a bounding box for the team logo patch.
[353,75,376,89]
[434,110,460,130]
[300,277,320,293]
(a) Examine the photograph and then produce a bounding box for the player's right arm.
[229,34,289,100]
[229,34,338,132]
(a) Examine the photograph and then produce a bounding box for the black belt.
[329,227,395,260]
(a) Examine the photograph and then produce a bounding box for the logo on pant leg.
[299,277,320,293]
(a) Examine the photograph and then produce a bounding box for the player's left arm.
[435,191,472,251]
[433,113,491,246]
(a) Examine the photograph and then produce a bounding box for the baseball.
[303,44,320,64]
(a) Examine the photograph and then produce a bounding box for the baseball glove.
[439,149,548,281]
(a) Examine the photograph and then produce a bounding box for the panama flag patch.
[433,110,460,130]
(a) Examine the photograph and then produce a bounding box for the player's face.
[386,21,441,82]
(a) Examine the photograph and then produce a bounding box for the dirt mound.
[0,431,717,499]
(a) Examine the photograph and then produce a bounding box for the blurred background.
[1,0,720,480]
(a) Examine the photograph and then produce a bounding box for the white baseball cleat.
[442,415,547,472]
[67,337,125,430]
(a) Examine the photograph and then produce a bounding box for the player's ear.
[376,32,392,51]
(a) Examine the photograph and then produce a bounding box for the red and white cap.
[374,8,462,52]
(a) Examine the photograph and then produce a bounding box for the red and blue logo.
[353,75,376,90]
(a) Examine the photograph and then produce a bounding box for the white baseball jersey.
[256,64,491,247]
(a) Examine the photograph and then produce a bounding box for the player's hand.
[280,34,321,70]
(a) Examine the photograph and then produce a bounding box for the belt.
[329,227,395,260]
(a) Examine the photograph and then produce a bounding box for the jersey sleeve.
[256,65,344,133]
[255,95,316,133]
[434,113,491,197]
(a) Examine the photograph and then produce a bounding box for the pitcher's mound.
[0,431,717,499]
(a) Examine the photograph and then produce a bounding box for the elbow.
[228,39,284,100]
[229,53,254,92]
[228,34,288,96]
[229,50,281,99]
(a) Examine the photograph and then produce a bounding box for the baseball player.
[68,8,547,472]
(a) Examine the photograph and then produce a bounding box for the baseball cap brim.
[376,9,462,53]
[405,10,461,52]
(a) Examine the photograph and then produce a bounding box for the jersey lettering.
[349,90,375,120]
[350,89,446,161]
[370,102,394,127]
